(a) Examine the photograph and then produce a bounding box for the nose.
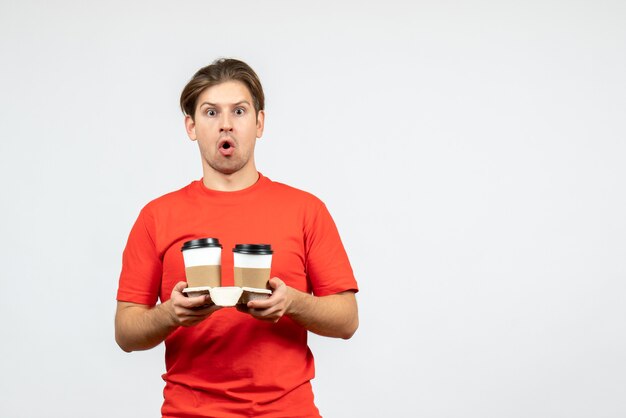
[220,113,233,132]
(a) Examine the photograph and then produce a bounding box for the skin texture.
[247,278,358,339]
[115,80,358,353]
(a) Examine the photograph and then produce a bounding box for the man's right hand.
[166,281,222,327]
[115,281,221,352]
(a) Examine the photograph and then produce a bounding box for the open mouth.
[218,138,235,156]
[218,138,235,149]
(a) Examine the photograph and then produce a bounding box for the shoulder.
[263,177,326,209]
[140,181,197,217]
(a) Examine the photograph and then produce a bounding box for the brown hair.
[180,58,265,120]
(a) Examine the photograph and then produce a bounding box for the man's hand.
[115,281,222,352]
[246,277,292,323]
[245,277,359,339]
[167,281,222,327]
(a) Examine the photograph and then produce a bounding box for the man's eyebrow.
[199,100,251,107]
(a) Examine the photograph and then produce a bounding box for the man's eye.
[206,109,217,116]
[234,108,245,116]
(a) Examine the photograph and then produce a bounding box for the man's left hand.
[246,277,293,323]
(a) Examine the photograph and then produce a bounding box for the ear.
[184,115,197,141]
[256,110,265,139]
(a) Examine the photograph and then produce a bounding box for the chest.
[156,202,310,300]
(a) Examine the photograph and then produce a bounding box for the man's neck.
[202,165,260,192]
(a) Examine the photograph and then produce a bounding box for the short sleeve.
[304,201,358,296]
[116,207,162,306]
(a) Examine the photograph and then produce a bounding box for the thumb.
[268,277,284,290]
[173,281,188,294]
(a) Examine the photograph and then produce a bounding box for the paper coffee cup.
[181,238,222,288]
[233,244,273,290]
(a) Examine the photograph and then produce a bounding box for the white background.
[1,1,625,417]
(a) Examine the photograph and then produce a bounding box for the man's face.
[185,80,264,176]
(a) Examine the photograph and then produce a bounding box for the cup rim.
[181,238,223,251]
[232,244,273,255]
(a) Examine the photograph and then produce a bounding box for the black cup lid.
[233,244,273,255]
[181,238,222,251]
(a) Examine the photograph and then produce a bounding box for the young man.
[115,58,359,417]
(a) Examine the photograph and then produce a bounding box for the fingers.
[173,303,221,327]
[249,278,284,310]
[173,281,188,292]
[248,306,282,323]
[180,294,212,309]
[268,277,284,290]
[179,303,217,316]
[169,281,220,326]
[171,282,211,309]
[247,278,289,323]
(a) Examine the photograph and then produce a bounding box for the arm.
[247,278,359,339]
[115,281,221,352]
